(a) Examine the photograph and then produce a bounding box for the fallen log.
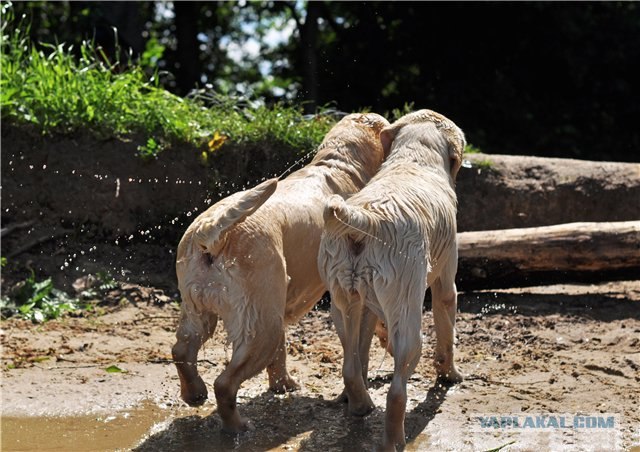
[457,221,640,290]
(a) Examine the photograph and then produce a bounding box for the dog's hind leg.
[357,306,378,383]
[214,287,286,433]
[331,303,377,404]
[332,289,375,416]
[330,300,349,404]
[382,295,423,451]
[431,257,463,384]
[172,308,218,406]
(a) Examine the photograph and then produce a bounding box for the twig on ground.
[1,221,35,238]
[7,230,72,258]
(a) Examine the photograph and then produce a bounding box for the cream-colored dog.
[172,113,389,432]
[318,110,465,451]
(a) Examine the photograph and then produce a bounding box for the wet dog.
[318,109,465,450]
[172,113,389,432]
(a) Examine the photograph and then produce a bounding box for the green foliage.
[104,364,126,373]
[137,137,162,160]
[0,5,335,157]
[0,271,121,323]
[465,144,483,154]
[0,271,79,323]
[140,37,165,70]
[76,271,118,300]
[473,158,495,170]
[484,440,517,452]
[389,102,415,122]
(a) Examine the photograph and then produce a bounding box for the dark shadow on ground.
[455,290,640,322]
[135,381,454,451]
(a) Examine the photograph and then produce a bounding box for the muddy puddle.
[2,403,174,451]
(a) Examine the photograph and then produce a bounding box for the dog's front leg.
[431,272,463,384]
[267,330,300,393]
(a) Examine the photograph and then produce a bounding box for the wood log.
[456,221,640,290]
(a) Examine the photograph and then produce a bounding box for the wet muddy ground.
[1,280,639,451]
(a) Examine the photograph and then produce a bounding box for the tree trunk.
[174,2,202,96]
[300,2,320,114]
[456,221,640,290]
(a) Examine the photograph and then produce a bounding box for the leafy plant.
[77,271,118,300]
[389,102,415,122]
[0,271,79,323]
[483,440,516,452]
[137,137,162,160]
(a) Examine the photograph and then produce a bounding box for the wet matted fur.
[318,109,465,450]
[172,113,389,432]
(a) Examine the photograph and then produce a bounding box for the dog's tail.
[323,194,379,241]
[192,178,278,255]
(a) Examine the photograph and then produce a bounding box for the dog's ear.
[446,130,466,180]
[380,125,398,158]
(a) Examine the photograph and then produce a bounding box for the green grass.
[0,6,334,158]
[473,157,495,170]
[1,6,482,159]
[465,143,483,154]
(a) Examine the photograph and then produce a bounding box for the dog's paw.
[436,368,464,386]
[330,389,349,405]
[348,397,375,417]
[181,377,208,406]
[222,416,255,434]
[269,375,300,394]
[380,431,406,452]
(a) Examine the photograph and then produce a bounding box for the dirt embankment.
[3,124,639,239]
[2,123,639,293]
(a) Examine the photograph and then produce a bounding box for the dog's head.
[312,113,390,182]
[380,109,466,181]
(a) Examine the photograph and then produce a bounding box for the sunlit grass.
[0,7,334,158]
[0,5,479,158]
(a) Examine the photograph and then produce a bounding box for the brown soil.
[2,281,639,451]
